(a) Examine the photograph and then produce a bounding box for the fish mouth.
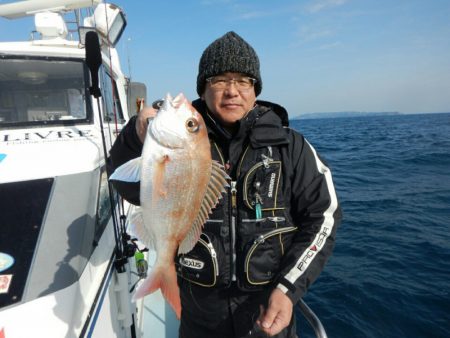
[147,93,199,149]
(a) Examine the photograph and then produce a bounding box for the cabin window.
[0,56,92,126]
[100,66,124,123]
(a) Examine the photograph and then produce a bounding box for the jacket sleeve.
[107,115,143,205]
[277,131,342,304]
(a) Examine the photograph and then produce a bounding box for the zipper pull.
[255,202,262,219]
[254,181,263,219]
[261,147,273,168]
[255,192,263,219]
[254,234,265,244]
[231,181,237,208]
[267,216,285,222]
[207,242,217,258]
[206,242,219,276]
[261,154,271,168]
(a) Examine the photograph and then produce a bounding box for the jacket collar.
[192,99,290,148]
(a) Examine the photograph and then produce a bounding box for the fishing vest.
[175,107,299,292]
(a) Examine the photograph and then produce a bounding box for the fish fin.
[173,93,186,108]
[128,206,155,249]
[178,160,229,254]
[133,264,181,319]
[162,93,173,110]
[109,157,142,182]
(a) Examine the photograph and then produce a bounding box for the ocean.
[292,113,450,338]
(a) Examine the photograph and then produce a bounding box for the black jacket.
[108,99,342,305]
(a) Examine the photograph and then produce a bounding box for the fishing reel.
[124,235,150,293]
[134,250,148,279]
[122,233,149,280]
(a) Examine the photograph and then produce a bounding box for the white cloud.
[297,25,334,42]
[233,4,303,21]
[318,41,342,50]
[306,0,349,13]
[201,0,233,5]
[237,10,271,20]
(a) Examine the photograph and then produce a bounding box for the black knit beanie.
[197,31,262,97]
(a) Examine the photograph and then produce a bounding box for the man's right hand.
[136,107,157,143]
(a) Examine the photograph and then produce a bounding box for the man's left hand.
[256,288,293,336]
[135,107,157,143]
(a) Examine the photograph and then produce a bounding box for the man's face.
[201,72,257,128]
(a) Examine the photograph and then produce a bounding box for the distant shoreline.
[293,111,450,120]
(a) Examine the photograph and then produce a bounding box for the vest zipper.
[199,235,219,277]
[209,243,219,277]
[230,180,237,281]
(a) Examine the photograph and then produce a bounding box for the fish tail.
[133,264,181,319]
[160,264,181,319]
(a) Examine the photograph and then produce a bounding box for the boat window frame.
[99,64,125,123]
[94,166,117,246]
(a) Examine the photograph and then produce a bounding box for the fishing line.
[101,1,133,246]
[95,96,124,259]
[91,2,131,264]
[83,6,138,336]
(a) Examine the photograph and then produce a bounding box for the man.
[109,31,342,338]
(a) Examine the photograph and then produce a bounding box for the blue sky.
[1,0,450,116]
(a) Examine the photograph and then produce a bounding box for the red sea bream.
[110,93,228,318]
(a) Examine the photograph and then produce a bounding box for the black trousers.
[178,280,298,338]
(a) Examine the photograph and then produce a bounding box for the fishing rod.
[85,29,142,336]
[85,30,126,267]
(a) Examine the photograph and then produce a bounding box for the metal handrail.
[297,299,328,338]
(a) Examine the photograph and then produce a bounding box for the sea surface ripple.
[292,113,450,338]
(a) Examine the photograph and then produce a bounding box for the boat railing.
[297,299,328,338]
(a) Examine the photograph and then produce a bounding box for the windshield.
[0,57,92,127]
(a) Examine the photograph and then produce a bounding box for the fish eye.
[186,118,199,133]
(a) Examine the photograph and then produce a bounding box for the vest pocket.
[239,224,297,289]
[176,232,229,287]
[243,160,284,213]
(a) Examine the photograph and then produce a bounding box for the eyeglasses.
[206,76,257,90]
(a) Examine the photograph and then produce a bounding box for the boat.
[0,1,154,337]
[0,1,328,337]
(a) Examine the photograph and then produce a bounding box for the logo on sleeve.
[297,227,330,271]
